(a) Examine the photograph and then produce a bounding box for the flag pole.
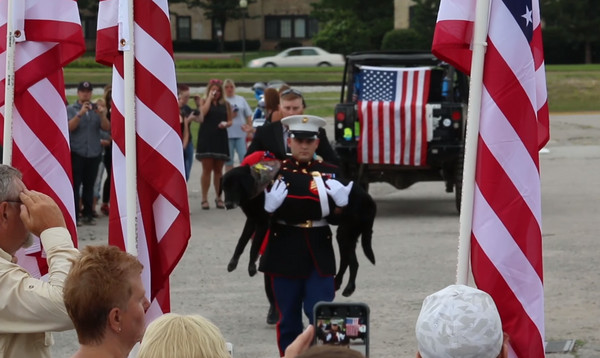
[2,0,16,165]
[456,0,491,285]
[122,0,138,256]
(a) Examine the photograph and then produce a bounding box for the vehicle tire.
[263,62,276,68]
[318,62,331,67]
[454,149,465,213]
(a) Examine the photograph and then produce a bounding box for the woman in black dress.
[196,79,232,210]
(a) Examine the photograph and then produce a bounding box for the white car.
[248,47,344,68]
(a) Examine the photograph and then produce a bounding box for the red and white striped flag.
[433,0,548,357]
[357,66,432,166]
[0,0,84,275]
[96,0,191,317]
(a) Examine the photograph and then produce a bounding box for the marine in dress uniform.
[258,115,353,355]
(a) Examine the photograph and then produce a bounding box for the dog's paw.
[227,258,239,272]
[342,283,356,297]
[248,262,257,277]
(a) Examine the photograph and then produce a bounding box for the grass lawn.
[65,62,600,114]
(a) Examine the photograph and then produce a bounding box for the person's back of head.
[137,313,230,358]
[415,284,505,358]
[264,88,280,113]
[296,345,365,358]
[63,245,143,345]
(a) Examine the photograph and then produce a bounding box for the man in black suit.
[246,88,339,164]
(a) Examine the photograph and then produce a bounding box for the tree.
[541,0,600,63]
[409,0,440,49]
[311,0,393,53]
[312,13,370,55]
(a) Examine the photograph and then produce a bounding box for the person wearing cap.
[415,284,509,358]
[258,114,353,356]
[67,81,110,226]
[246,87,339,325]
[246,87,338,164]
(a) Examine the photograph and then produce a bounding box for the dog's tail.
[361,197,377,265]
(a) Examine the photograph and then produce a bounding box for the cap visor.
[290,131,318,139]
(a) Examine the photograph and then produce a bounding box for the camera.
[90,103,98,110]
[314,302,370,357]
[192,109,200,116]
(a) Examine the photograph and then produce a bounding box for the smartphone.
[313,302,369,357]
[90,103,98,110]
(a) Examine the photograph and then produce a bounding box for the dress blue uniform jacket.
[259,158,341,278]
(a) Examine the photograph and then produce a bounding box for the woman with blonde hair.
[137,313,230,358]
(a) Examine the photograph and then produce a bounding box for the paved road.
[52,113,600,357]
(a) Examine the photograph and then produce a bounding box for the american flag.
[96,0,191,318]
[0,0,84,275]
[357,66,432,166]
[433,0,547,357]
[345,317,360,337]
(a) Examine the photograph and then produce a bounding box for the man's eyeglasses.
[280,88,303,98]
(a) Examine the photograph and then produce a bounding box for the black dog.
[221,163,376,297]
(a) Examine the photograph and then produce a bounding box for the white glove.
[325,179,353,207]
[264,179,288,213]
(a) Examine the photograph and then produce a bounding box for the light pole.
[239,0,247,66]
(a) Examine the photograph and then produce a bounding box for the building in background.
[81,0,413,51]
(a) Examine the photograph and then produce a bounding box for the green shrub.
[175,59,243,69]
[381,29,430,51]
[66,57,106,69]
[224,40,261,52]
[173,40,220,52]
[312,16,370,55]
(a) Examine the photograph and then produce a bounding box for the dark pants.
[183,140,194,181]
[272,269,335,356]
[72,152,102,220]
[102,145,112,204]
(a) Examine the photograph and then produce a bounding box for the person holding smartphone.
[196,79,232,210]
[223,79,253,172]
[67,81,110,226]
[259,115,353,356]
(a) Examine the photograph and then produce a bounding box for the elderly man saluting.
[258,115,353,356]
[0,164,79,357]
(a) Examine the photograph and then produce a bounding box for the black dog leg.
[227,218,256,272]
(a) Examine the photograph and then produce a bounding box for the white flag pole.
[3,0,16,165]
[456,0,491,285]
[120,0,138,256]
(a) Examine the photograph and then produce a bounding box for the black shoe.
[266,305,278,325]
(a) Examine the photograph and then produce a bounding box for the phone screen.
[314,302,369,357]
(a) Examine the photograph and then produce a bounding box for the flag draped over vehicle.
[96,0,191,317]
[0,0,84,275]
[433,0,548,357]
[357,66,432,166]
